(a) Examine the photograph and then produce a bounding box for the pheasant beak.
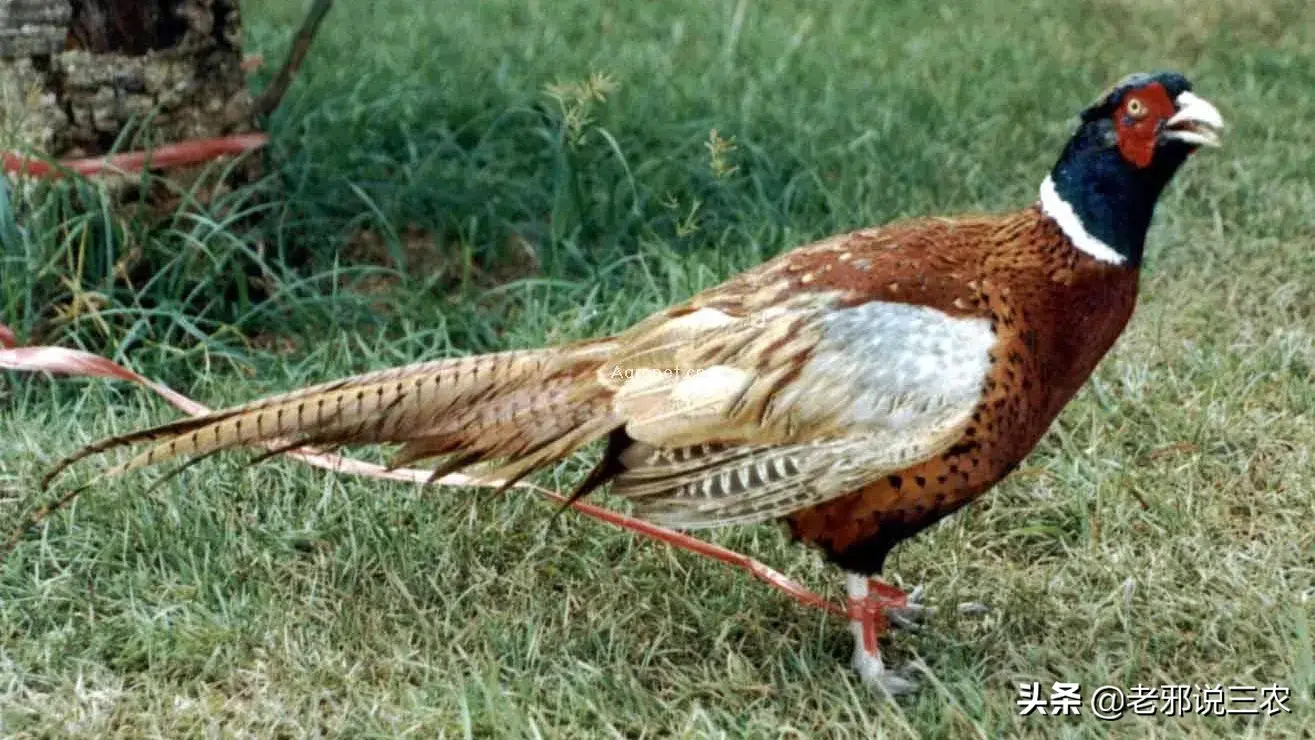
[1163,91,1225,148]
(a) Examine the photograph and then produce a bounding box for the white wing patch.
[772,301,995,433]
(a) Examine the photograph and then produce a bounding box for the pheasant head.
[1041,71,1225,266]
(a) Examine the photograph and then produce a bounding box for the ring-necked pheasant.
[44,72,1223,694]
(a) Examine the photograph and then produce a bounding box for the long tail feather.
[45,343,620,490]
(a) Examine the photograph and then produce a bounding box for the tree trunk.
[0,0,253,159]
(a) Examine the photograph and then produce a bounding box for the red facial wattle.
[1113,82,1177,168]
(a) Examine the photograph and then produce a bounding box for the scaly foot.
[846,574,918,696]
[844,574,991,695]
[885,584,992,631]
[851,642,920,696]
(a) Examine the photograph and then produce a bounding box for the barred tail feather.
[43,343,620,490]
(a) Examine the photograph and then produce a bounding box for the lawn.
[2,0,1314,737]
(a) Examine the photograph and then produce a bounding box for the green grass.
[3,0,1315,736]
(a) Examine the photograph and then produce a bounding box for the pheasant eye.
[1126,98,1147,118]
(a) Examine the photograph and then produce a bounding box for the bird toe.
[885,604,930,631]
[957,601,991,616]
[852,648,919,697]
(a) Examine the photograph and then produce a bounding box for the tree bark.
[0,0,253,159]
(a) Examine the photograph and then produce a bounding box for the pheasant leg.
[847,574,918,696]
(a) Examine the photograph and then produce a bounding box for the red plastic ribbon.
[2,134,269,179]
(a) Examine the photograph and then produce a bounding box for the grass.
[2,0,1314,736]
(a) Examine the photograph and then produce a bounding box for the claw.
[875,667,920,697]
[851,643,919,697]
[886,596,991,629]
[958,601,990,616]
[883,583,928,630]
[885,603,930,631]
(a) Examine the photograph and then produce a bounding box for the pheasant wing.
[605,296,997,528]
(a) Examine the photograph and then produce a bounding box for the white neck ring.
[1039,175,1126,265]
